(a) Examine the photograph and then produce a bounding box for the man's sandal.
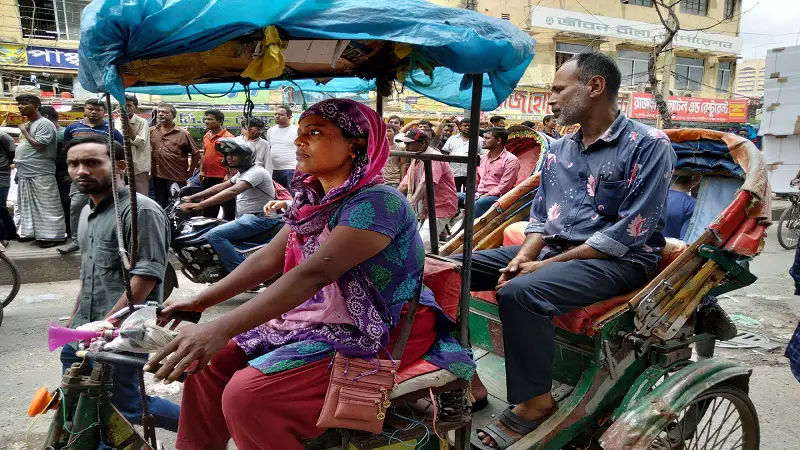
[470,407,541,450]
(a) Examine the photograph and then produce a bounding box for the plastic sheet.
[104,306,175,353]
[78,0,535,110]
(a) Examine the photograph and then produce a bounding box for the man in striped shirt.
[58,98,124,254]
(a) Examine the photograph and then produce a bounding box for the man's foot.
[57,239,80,254]
[17,236,35,242]
[471,373,490,412]
[473,397,557,449]
[38,240,65,249]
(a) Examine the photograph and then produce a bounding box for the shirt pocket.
[594,180,627,218]
[95,238,124,270]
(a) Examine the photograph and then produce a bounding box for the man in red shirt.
[200,109,235,220]
[457,127,521,218]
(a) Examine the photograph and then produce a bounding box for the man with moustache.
[150,103,200,208]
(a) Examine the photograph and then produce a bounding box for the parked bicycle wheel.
[0,252,21,308]
[778,204,800,250]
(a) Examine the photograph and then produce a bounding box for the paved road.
[1,233,799,449]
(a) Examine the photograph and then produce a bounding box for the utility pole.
[463,0,478,118]
[656,19,674,129]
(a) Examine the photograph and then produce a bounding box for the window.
[717,61,732,93]
[618,50,650,86]
[680,0,708,16]
[17,0,90,41]
[724,0,738,19]
[674,57,705,91]
[625,0,653,6]
[555,43,593,71]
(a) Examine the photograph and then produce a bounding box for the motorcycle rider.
[180,138,280,273]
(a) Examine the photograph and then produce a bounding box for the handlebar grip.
[156,307,202,324]
[84,351,148,368]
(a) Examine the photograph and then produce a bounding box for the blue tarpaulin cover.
[78,0,535,110]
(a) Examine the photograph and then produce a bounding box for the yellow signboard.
[0,44,27,66]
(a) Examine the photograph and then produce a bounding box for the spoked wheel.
[777,204,800,250]
[0,252,21,308]
[648,385,759,450]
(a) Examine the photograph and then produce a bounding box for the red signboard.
[629,93,747,123]
[498,88,629,118]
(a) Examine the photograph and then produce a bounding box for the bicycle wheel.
[778,205,800,250]
[647,385,759,450]
[0,252,22,308]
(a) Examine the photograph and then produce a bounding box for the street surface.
[1,232,799,449]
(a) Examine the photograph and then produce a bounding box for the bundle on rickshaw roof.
[77,0,536,110]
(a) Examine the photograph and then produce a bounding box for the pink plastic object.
[47,321,119,352]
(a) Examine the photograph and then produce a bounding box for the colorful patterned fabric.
[525,113,676,274]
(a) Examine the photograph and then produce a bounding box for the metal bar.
[458,74,483,347]
[390,150,468,163]
[423,160,438,255]
[376,89,384,118]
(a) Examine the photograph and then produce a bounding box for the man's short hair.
[157,103,177,118]
[204,109,224,121]
[124,94,138,107]
[489,115,506,125]
[248,117,265,129]
[570,52,622,102]
[15,94,41,107]
[39,105,58,121]
[543,115,555,125]
[484,127,509,147]
[460,118,471,125]
[277,105,292,116]
[64,134,126,161]
[520,120,535,128]
[84,98,106,109]
[419,119,433,128]
[388,114,404,125]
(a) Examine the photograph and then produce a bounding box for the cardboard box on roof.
[767,162,800,194]
[761,45,800,137]
[766,46,800,80]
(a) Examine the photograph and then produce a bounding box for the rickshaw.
[34,1,533,449]
[438,129,770,449]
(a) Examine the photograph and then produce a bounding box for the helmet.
[217,138,255,171]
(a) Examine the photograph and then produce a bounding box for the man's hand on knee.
[497,255,533,289]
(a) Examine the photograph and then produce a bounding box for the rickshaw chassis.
[468,297,753,450]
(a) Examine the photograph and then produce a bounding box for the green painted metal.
[611,360,693,421]
[69,393,102,449]
[602,358,752,448]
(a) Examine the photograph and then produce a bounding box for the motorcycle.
[161,185,284,300]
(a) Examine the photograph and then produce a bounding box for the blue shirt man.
[663,176,698,240]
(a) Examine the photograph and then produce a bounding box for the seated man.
[663,175,698,240]
[461,52,674,448]
[180,139,280,273]
[397,128,458,250]
[457,127,520,218]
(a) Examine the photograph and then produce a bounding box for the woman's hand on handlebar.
[264,200,288,215]
[144,321,230,383]
[157,296,205,327]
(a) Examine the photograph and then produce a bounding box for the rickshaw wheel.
[777,203,800,250]
[647,384,758,450]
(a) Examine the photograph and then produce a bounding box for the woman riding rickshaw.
[146,99,474,449]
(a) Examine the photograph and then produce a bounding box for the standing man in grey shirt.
[15,94,66,248]
[60,133,180,432]
[0,130,17,240]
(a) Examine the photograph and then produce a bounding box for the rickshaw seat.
[471,222,688,336]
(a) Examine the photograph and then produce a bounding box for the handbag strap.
[390,270,425,361]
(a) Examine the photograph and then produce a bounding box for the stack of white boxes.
[761,45,800,193]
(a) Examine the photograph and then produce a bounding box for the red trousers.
[176,306,437,450]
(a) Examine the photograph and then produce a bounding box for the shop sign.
[530,6,742,53]
[176,110,276,128]
[497,88,629,118]
[630,93,747,123]
[0,44,27,66]
[26,46,79,70]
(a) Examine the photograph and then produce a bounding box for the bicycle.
[0,241,21,326]
[778,194,800,250]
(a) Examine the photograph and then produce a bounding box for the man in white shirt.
[266,105,299,192]
[441,118,483,192]
[235,117,271,173]
[114,94,151,195]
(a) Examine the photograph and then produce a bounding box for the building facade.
[0,0,90,100]
[735,58,766,98]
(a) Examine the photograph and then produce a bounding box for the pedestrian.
[200,109,236,220]
[179,139,280,273]
[39,105,68,239]
[388,114,405,131]
[14,94,66,248]
[235,117,271,173]
[59,98,124,254]
[663,175,699,240]
[441,118,483,192]
[114,94,151,196]
[457,127,520,218]
[0,129,17,241]
[457,52,674,448]
[542,114,561,139]
[382,124,406,188]
[439,122,456,150]
[397,129,458,250]
[150,103,200,208]
[490,115,507,128]
[520,120,536,129]
[266,105,299,192]
[60,133,180,434]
